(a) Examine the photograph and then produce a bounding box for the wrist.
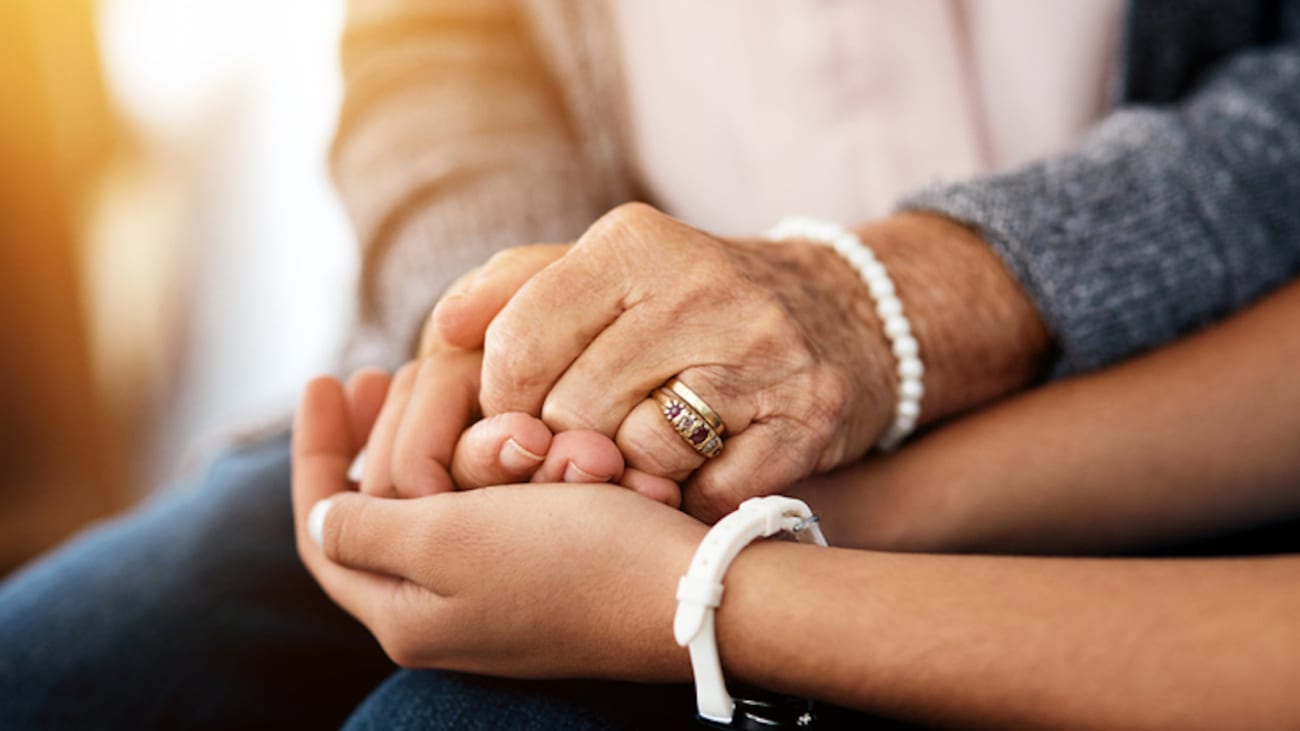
[856,212,1054,423]
[674,497,828,723]
[611,519,705,683]
[711,539,828,698]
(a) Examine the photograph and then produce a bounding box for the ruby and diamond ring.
[652,377,726,459]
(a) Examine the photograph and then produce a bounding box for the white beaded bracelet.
[766,216,923,451]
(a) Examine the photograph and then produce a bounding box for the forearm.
[855,212,1055,425]
[718,542,1300,730]
[902,42,1300,377]
[792,278,1300,554]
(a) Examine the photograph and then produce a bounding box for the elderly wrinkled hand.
[368,203,1050,520]
[463,203,904,521]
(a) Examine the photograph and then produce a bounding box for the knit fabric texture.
[332,0,635,369]
[333,0,1300,376]
[902,0,1300,376]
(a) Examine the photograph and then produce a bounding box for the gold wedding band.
[665,377,726,436]
[652,380,725,459]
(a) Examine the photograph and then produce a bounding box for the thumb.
[308,491,433,581]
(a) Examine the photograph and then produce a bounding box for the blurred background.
[1,0,357,573]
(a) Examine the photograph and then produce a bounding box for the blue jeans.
[0,435,393,728]
[0,434,903,729]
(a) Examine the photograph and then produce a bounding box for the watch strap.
[673,496,828,724]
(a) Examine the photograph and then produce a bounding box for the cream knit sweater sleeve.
[331,0,627,369]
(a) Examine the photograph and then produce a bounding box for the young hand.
[293,375,703,679]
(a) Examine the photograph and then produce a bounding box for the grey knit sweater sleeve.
[902,40,1300,377]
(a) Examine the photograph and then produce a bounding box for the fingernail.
[563,462,608,483]
[499,438,544,473]
[308,498,334,548]
[347,451,366,482]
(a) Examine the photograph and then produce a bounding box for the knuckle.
[578,203,659,258]
[481,320,545,413]
[540,396,598,433]
[595,201,656,233]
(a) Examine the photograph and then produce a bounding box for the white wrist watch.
[674,496,829,726]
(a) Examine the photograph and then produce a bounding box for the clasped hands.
[292,203,907,678]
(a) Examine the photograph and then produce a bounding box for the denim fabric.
[344,671,919,731]
[346,671,702,730]
[0,435,394,728]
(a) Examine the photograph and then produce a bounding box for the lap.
[345,670,700,731]
[0,433,392,729]
[346,670,927,731]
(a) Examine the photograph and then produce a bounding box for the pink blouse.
[608,0,1123,235]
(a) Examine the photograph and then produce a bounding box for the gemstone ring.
[652,381,724,459]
